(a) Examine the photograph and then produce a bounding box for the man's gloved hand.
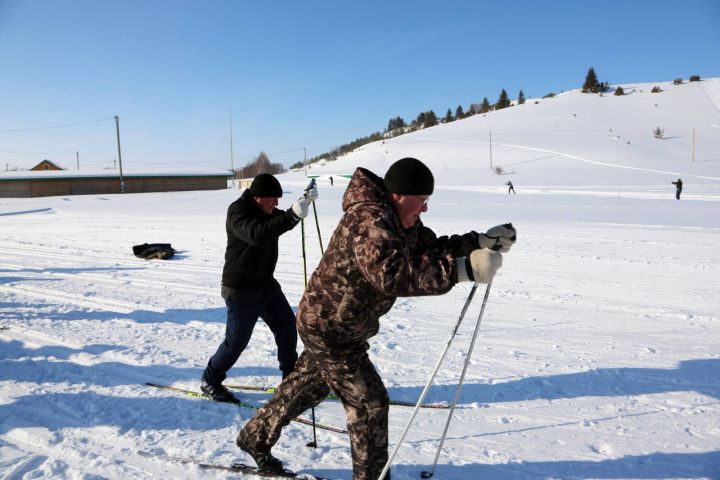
[456,249,503,284]
[291,186,318,219]
[305,185,319,202]
[478,223,517,253]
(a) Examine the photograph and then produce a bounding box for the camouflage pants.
[237,333,390,480]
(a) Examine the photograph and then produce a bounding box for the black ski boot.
[236,431,284,474]
[200,379,236,403]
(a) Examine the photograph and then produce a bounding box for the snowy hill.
[0,78,719,479]
[308,78,720,190]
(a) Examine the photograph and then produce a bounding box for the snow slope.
[312,78,720,189]
[1,80,719,480]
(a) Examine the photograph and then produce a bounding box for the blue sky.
[1,0,718,171]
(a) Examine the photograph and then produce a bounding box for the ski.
[138,450,330,479]
[225,383,451,409]
[145,382,348,435]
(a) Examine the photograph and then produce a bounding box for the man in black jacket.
[201,173,318,402]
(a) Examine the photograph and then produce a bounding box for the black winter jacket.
[222,189,300,290]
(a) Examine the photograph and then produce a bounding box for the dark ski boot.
[236,431,284,474]
[200,379,236,403]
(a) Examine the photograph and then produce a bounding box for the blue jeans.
[203,280,298,384]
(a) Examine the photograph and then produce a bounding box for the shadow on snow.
[390,450,720,480]
[387,358,720,405]
[0,337,279,384]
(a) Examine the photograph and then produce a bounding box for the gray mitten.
[456,249,503,284]
[478,223,517,253]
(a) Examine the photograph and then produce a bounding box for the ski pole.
[306,178,325,447]
[421,281,493,479]
[301,178,319,448]
[378,282,479,480]
[302,218,317,449]
[301,218,308,288]
[312,201,324,253]
[306,178,324,253]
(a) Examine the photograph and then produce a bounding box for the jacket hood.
[341,167,389,213]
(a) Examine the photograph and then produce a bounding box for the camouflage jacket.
[297,167,480,348]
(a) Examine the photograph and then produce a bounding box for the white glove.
[291,187,318,219]
[456,249,503,284]
[478,223,517,253]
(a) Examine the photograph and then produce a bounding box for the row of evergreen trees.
[385,87,526,134]
[583,67,703,97]
[288,86,526,169]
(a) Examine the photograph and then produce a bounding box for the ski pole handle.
[305,178,316,192]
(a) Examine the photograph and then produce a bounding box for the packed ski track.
[2,182,719,480]
[2,79,720,479]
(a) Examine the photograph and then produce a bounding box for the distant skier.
[329,175,334,186]
[672,178,683,200]
[506,181,516,194]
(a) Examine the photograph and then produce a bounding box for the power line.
[0,117,115,133]
[267,147,308,156]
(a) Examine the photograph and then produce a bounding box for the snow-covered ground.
[1,79,719,479]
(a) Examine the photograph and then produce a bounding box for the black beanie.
[383,157,434,195]
[249,173,283,197]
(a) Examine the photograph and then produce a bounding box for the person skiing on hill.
[506,180,516,194]
[672,178,683,200]
[200,173,318,403]
[236,158,517,479]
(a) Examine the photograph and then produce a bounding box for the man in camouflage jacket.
[237,158,516,479]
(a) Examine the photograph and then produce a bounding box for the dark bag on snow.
[132,243,175,260]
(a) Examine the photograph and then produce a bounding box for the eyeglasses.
[413,195,430,206]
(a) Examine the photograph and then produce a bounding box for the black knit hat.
[249,173,283,197]
[383,157,434,195]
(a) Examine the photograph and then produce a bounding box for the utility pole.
[304,147,307,178]
[229,105,236,188]
[114,115,125,193]
[76,151,79,171]
[489,131,493,170]
[692,128,695,163]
